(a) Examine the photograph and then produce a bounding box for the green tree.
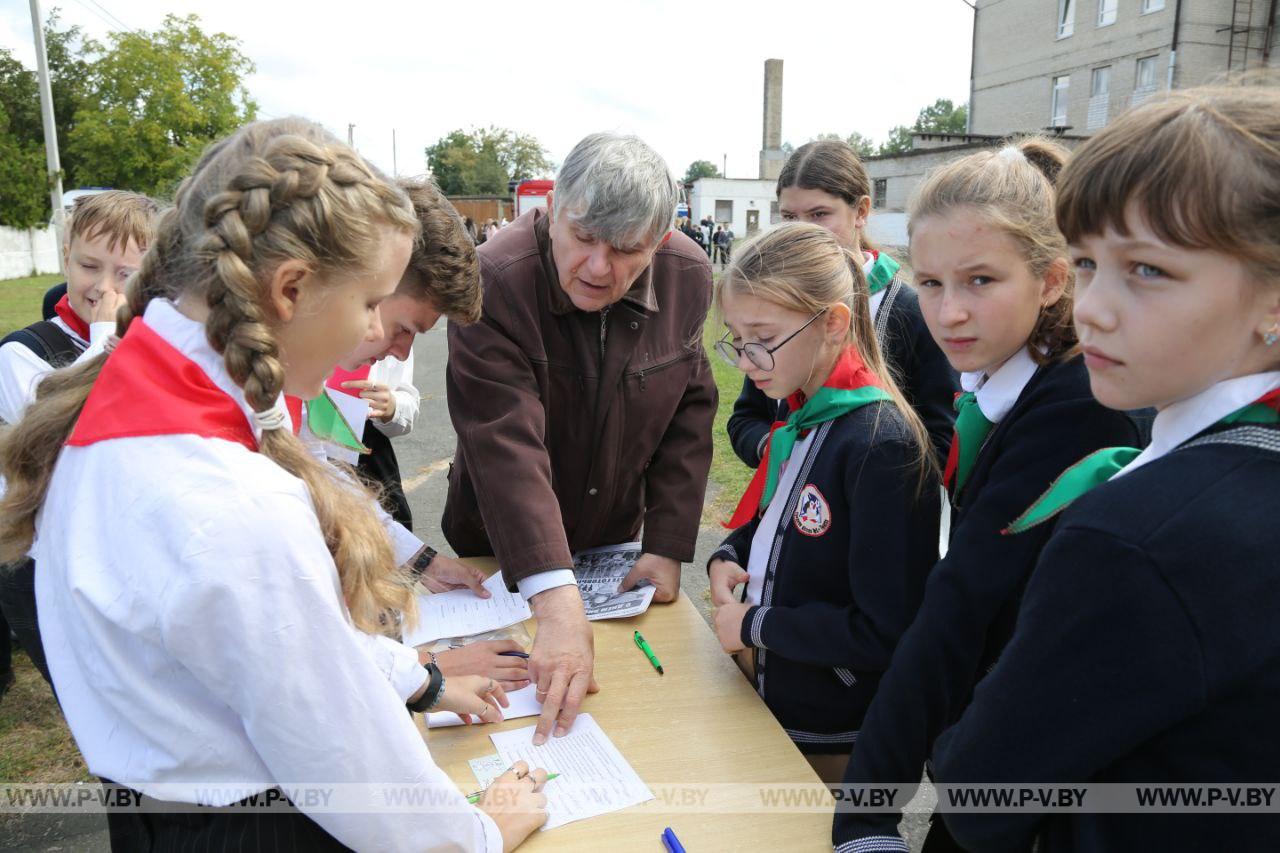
[915,98,968,134]
[878,125,915,156]
[66,13,256,198]
[845,131,877,159]
[0,50,51,227]
[682,160,721,183]
[426,126,553,195]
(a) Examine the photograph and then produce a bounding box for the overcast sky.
[2,0,974,184]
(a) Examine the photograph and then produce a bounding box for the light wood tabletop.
[415,559,834,852]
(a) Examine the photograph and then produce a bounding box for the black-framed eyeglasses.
[715,311,825,372]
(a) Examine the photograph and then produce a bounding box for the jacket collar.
[535,210,660,317]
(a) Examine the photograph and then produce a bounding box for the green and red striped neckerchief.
[725,348,891,529]
[1003,388,1280,535]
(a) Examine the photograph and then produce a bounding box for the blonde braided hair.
[2,118,421,634]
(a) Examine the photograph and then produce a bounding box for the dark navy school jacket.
[933,419,1280,853]
[710,400,941,754]
[833,354,1144,850]
[727,280,958,468]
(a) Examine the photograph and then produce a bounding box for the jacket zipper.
[624,350,686,392]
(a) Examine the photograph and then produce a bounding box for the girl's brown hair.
[909,137,1075,364]
[1056,84,1280,287]
[0,118,421,635]
[717,222,937,489]
[777,140,878,253]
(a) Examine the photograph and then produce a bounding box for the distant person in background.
[713,225,728,265]
[464,216,479,245]
[485,219,500,241]
[722,224,735,262]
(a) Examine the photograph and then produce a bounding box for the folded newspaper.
[573,541,655,621]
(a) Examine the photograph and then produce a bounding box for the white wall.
[866,213,909,249]
[688,178,779,239]
[0,225,60,280]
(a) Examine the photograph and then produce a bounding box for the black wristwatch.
[409,546,438,579]
[406,660,445,713]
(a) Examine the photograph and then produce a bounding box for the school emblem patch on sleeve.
[794,483,831,537]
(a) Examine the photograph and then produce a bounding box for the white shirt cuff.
[88,321,115,349]
[387,521,425,567]
[516,569,578,601]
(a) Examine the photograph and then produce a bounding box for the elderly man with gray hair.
[443,132,716,743]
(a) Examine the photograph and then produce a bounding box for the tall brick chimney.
[760,58,784,180]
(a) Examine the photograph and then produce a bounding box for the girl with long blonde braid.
[0,118,546,851]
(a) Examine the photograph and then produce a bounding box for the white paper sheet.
[488,713,654,830]
[322,387,371,466]
[403,572,532,646]
[426,684,543,729]
[573,542,656,620]
[468,753,508,788]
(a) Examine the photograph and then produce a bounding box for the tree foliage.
[426,126,554,195]
[682,160,721,184]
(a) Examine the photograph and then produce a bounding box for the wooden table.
[417,559,833,851]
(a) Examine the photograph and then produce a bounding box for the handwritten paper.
[427,685,543,729]
[488,713,653,830]
[468,753,508,788]
[402,572,531,646]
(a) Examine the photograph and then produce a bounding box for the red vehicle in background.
[514,179,553,218]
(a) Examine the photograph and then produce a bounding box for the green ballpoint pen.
[634,630,664,675]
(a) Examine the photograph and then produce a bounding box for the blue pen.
[497,651,530,659]
[661,827,686,853]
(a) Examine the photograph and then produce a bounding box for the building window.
[1051,75,1070,127]
[1057,0,1076,37]
[1088,66,1111,129]
[715,200,733,224]
[1097,0,1117,26]
[873,179,887,209]
[1132,55,1160,106]
[1142,0,1165,12]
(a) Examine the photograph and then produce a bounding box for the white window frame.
[1057,0,1076,38]
[1135,55,1158,90]
[1091,66,1112,98]
[1051,75,1071,127]
[1097,0,1117,26]
[1142,0,1165,13]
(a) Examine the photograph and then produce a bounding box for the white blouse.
[33,299,500,851]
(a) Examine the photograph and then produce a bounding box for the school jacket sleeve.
[833,392,1142,848]
[739,435,929,670]
[161,487,503,852]
[0,321,111,425]
[884,288,958,464]
[369,348,419,438]
[727,376,776,468]
[931,528,1203,853]
[641,343,717,561]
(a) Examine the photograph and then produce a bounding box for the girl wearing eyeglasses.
[707,222,940,782]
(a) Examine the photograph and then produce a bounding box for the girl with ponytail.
[0,118,546,851]
[833,138,1144,852]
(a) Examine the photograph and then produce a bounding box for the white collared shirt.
[1114,371,1280,479]
[368,349,420,438]
[960,345,1041,426]
[867,253,889,318]
[0,316,113,425]
[33,299,500,852]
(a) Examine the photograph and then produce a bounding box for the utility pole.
[722,153,727,178]
[347,123,355,147]
[29,0,65,272]
[392,128,398,177]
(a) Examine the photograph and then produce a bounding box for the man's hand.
[713,601,751,654]
[340,379,398,422]
[419,552,490,597]
[528,584,598,745]
[619,553,681,603]
[708,558,749,607]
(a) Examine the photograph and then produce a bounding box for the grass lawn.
[1,274,60,336]
[702,301,754,523]
[0,652,90,784]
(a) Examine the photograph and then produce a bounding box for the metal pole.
[347,123,355,147]
[29,0,65,272]
[392,128,398,177]
[722,153,727,178]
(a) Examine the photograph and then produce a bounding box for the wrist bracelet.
[407,662,444,713]
[409,546,438,579]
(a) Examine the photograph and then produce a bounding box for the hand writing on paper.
[619,553,680,603]
[339,379,397,422]
[476,760,548,851]
[708,558,749,607]
[419,553,491,597]
[713,601,751,654]
[528,584,598,745]
[430,673,508,725]
[432,640,531,691]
